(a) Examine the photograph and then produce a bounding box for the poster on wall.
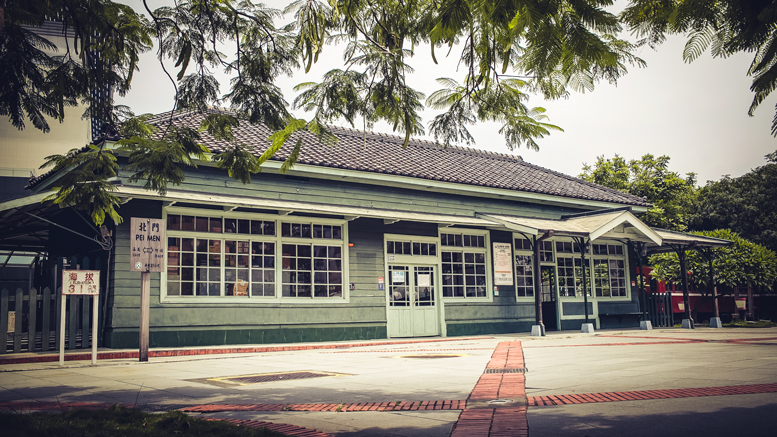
[493,242,514,285]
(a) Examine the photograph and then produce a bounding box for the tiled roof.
[30,109,651,207]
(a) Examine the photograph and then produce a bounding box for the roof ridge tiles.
[26,108,651,207]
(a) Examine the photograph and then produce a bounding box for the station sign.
[130,217,166,272]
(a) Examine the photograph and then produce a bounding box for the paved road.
[1,328,776,436]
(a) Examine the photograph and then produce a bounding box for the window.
[514,238,532,251]
[514,237,535,297]
[165,210,346,300]
[556,241,574,254]
[575,258,592,297]
[557,257,575,297]
[250,241,275,297]
[515,254,534,297]
[591,243,626,297]
[539,241,554,262]
[441,232,487,298]
[387,240,436,255]
[556,256,594,297]
[442,251,487,297]
[281,222,341,239]
[441,233,485,248]
[593,259,626,297]
[282,244,342,298]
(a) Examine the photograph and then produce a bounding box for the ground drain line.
[484,368,527,373]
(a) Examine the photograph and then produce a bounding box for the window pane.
[181,215,194,231]
[224,218,237,233]
[209,217,222,233]
[195,216,209,232]
[167,215,181,231]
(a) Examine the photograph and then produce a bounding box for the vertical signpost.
[130,218,165,362]
[60,270,100,366]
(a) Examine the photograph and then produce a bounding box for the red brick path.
[449,341,530,437]
[528,383,777,406]
[182,400,466,413]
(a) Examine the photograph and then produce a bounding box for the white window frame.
[554,238,589,298]
[513,234,536,300]
[590,242,629,299]
[161,207,349,304]
[438,229,492,302]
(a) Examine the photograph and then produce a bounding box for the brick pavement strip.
[527,383,777,406]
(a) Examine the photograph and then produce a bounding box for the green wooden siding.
[104,170,588,347]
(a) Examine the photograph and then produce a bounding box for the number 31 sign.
[62,270,100,295]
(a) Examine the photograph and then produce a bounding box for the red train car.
[640,267,777,322]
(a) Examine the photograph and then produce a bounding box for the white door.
[387,265,439,337]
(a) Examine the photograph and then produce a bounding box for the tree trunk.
[747,282,754,320]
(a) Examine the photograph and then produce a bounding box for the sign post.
[130,217,165,362]
[60,270,100,366]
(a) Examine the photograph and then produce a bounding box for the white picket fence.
[1,287,94,354]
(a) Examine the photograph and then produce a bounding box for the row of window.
[516,253,627,298]
[162,215,628,301]
[166,214,342,239]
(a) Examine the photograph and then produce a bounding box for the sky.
[117,0,777,185]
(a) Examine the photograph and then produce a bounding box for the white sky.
[118,0,777,185]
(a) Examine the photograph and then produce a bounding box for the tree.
[2,0,645,225]
[650,230,777,293]
[580,154,697,230]
[649,230,777,319]
[621,0,777,136]
[690,150,777,253]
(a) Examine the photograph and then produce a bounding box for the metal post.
[706,251,719,318]
[92,294,98,365]
[533,235,543,329]
[139,271,150,362]
[575,237,590,324]
[678,249,692,325]
[59,294,66,366]
[636,243,647,321]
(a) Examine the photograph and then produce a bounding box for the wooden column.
[139,271,150,362]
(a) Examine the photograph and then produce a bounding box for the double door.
[387,265,439,337]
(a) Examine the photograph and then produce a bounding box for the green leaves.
[41,144,121,225]
[691,150,777,253]
[117,116,210,195]
[427,77,561,150]
[14,0,654,226]
[622,0,777,136]
[580,154,697,231]
[649,230,777,293]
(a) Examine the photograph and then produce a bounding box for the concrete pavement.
[1,328,776,436]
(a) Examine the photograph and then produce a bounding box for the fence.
[647,291,674,328]
[1,287,94,354]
